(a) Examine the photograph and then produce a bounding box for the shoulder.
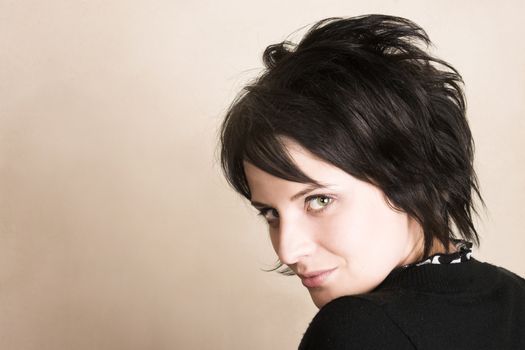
[475,260,525,291]
[484,262,525,297]
[299,295,415,350]
[492,264,525,285]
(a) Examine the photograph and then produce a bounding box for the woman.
[218,14,525,349]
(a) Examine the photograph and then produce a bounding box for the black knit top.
[298,240,525,349]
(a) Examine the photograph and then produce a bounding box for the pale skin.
[244,137,456,309]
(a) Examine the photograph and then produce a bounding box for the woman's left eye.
[306,195,333,211]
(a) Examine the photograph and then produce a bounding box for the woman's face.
[243,138,425,308]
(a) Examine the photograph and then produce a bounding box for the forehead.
[243,139,352,197]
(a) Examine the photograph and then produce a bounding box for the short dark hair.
[218,14,483,273]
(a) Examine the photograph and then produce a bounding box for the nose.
[274,216,316,265]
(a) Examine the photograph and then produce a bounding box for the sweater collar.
[375,258,499,293]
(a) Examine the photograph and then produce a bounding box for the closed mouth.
[299,268,337,288]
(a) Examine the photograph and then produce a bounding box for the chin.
[310,290,338,309]
[311,296,325,309]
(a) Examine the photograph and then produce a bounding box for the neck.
[398,221,458,267]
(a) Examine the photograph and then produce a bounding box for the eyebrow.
[250,184,331,209]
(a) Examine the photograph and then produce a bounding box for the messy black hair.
[218,14,483,275]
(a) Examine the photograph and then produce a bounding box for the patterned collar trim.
[401,239,473,269]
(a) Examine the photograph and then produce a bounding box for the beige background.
[1,1,524,349]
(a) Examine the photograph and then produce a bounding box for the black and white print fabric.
[402,239,473,269]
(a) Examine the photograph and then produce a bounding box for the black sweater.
[298,258,525,349]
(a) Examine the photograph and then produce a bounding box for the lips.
[298,268,337,288]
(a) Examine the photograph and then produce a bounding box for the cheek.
[321,196,409,259]
[314,209,361,261]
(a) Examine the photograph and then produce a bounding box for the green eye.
[308,196,333,211]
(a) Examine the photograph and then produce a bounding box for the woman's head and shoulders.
[219,14,525,348]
